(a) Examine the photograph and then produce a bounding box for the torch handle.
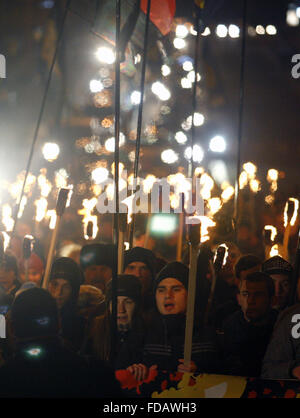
[183,244,198,366]
[288,230,300,306]
[42,216,61,289]
[118,230,124,274]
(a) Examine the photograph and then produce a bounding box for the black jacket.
[141,313,220,373]
[222,309,278,377]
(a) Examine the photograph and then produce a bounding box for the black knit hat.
[80,244,115,271]
[262,256,293,276]
[49,257,83,300]
[123,247,156,280]
[154,262,189,292]
[11,288,59,339]
[106,275,142,305]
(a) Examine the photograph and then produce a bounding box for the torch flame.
[243,162,257,179]
[17,196,27,219]
[264,225,277,242]
[284,198,299,227]
[78,198,99,240]
[239,171,248,189]
[34,198,48,222]
[2,204,14,232]
[46,210,57,230]
[213,243,229,267]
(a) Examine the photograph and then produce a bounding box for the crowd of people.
[0,231,299,397]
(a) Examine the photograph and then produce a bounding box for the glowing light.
[287,10,299,27]
[187,112,205,127]
[209,135,226,153]
[270,244,280,257]
[42,143,60,162]
[130,90,141,105]
[201,27,211,36]
[176,24,189,38]
[17,196,27,219]
[104,133,126,152]
[256,25,265,35]
[249,179,261,193]
[187,71,201,83]
[267,169,278,182]
[173,38,186,49]
[184,145,204,163]
[46,210,57,230]
[190,26,197,36]
[221,185,235,202]
[38,171,52,197]
[265,195,275,205]
[2,204,14,231]
[143,175,157,194]
[284,198,299,227]
[186,215,216,243]
[214,243,229,266]
[239,171,248,189]
[243,162,257,179]
[161,64,171,76]
[89,79,103,93]
[216,24,228,38]
[181,77,192,89]
[78,198,98,240]
[91,167,109,184]
[264,225,277,242]
[55,169,68,189]
[266,25,277,35]
[34,198,48,222]
[175,131,188,144]
[200,173,214,200]
[182,61,193,72]
[207,197,222,215]
[161,149,178,164]
[95,46,115,64]
[151,82,171,101]
[1,231,11,252]
[228,24,240,38]
[111,162,125,176]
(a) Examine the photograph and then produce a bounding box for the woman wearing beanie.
[126,262,220,381]
[47,257,86,352]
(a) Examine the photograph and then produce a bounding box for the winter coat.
[141,312,220,373]
[261,304,300,379]
[222,309,278,377]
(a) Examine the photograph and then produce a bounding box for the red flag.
[140,0,176,36]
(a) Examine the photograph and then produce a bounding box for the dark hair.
[239,271,275,298]
[235,254,262,279]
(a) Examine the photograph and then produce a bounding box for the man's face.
[84,265,112,292]
[238,280,271,322]
[270,273,290,310]
[48,278,72,310]
[110,296,136,331]
[124,262,152,295]
[0,268,16,291]
[155,278,187,316]
[20,269,44,287]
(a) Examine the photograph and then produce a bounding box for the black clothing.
[0,337,122,398]
[222,309,278,377]
[142,313,220,373]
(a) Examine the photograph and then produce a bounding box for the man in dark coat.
[126,262,220,380]
[47,257,85,352]
[222,271,277,377]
